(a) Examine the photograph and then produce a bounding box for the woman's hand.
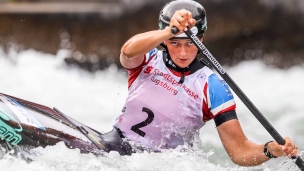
[170,9,196,35]
[268,137,299,157]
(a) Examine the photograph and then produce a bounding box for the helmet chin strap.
[162,49,187,84]
[161,45,200,84]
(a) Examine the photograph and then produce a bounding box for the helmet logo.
[201,22,207,30]
[158,22,163,29]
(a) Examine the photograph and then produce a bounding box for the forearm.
[120,27,173,68]
[226,141,270,166]
[217,120,271,166]
[218,120,299,166]
[121,27,173,58]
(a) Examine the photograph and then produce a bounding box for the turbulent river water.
[0,48,303,171]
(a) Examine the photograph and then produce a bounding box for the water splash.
[0,48,303,170]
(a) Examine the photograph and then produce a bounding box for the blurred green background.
[0,0,304,71]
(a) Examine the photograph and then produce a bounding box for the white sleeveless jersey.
[114,49,236,149]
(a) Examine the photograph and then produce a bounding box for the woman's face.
[164,38,202,68]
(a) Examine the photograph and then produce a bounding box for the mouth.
[178,58,188,62]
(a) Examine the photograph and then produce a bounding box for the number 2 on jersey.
[131,107,154,137]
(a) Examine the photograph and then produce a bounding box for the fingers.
[170,9,197,34]
[282,137,299,157]
[268,137,299,158]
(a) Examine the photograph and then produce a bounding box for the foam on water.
[0,48,303,171]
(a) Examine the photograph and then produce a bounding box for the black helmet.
[159,0,207,38]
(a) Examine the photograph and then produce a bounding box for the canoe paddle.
[53,107,110,152]
[171,27,304,170]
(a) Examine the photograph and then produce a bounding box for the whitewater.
[0,48,303,171]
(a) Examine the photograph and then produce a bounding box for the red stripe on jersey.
[214,105,236,118]
[202,81,236,122]
[202,82,213,122]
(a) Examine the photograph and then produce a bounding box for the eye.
[170,42,178,46]
[188,42,194,45]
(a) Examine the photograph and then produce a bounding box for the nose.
[179,45,187,56]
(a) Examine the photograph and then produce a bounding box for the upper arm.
[217,119,248,151]
[216,119,268,166]
[217,119,253,164]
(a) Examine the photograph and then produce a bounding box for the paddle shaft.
[171,27,304,170]
[53,107,105,150]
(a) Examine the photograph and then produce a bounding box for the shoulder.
[145,48,164,65]
[124,48,161,70]
[207,73,234,103]
[125,48,163,88]
[146,48,159,61]
[205,72,236,114]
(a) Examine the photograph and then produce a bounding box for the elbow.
[229,154,243,166]
[121,47,131,59]
[230,157,247,166]
[120,45,141,69]
[120,40,135,59]
[120,46,134,66]
[229,155,260,167]
[230,157,249,167]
